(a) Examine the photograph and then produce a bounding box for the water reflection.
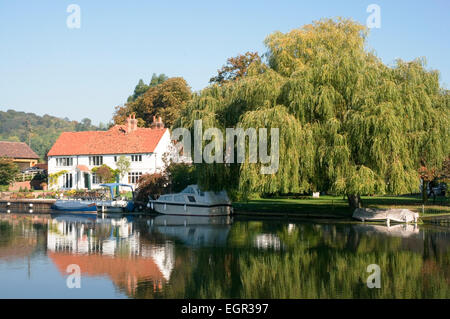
[0,213,449,298]
[47,214,175,295]
[352,223,420,238]
[150,215,232,247]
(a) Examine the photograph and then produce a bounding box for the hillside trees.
[0,110,102,160]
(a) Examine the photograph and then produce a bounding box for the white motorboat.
[147,185,233,216]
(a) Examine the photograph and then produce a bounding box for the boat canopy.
[100,183,134,199]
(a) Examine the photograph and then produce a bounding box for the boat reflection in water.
[352,223,421,238]
[47,214,175,295]
[148,215,232,247]
[46,213,233,295]
[1,212,449,298]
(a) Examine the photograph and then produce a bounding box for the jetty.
[0,199,56,213]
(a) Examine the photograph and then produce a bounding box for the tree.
[127,74,169,103]
[116,155,131,180]
[176,18,450,209]
[127,79,149,103]
[114,77,192,128]
[210,52,261,84]
[135,173,168,201]
[92,164,117,183]
[149,73,168,88]
[0,158,20,186]
[166,163,197,193]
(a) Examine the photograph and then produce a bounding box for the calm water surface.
[0,212,448,298]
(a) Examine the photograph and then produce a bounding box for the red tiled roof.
[0,141,39,159]
[47,125,167,156]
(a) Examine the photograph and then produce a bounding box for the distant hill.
[0,109,107,160]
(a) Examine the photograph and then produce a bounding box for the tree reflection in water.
[0,214,448,298]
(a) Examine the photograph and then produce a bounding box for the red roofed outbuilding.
[0,141,39,170]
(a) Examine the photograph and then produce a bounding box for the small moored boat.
[352,208,419,224]
[51,200,97,212]
[147,185,232,216]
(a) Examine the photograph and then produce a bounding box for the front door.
[84,173,91,189]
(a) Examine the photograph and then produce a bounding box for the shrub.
[135,173,168,201]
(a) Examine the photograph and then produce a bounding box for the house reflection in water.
[46,215,175,295]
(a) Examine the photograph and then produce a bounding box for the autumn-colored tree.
[135,173,169,201]
[210,52,262,84]
[176,18,450,209]
[92,164,117,183]
[113,77,192,128]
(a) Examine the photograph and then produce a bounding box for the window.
[63,173,73,188]
[92,173,102,184]
[89,156,103,166]
[181,186,195,194]
[174,195,185,202]
[187,196,196,203]
[160,195,172,201]
[131,155,142,162]
[56,157,73,167]
[114,156,117,162]
[128,172,142,184]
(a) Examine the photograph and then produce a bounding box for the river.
[0,212,448,298]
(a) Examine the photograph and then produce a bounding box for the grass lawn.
[233,194,450,219]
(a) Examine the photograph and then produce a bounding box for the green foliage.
[0,109,104,160]
[91,164,118,183]
[176,18,450,204]
[166,163,197,193]
[48,170,68,188]
[0,158,20,185]
[127,74,169,103]
[115,155,131,179]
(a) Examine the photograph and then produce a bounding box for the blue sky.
[0,0,449,125]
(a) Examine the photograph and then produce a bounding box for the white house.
[47,114,171,190]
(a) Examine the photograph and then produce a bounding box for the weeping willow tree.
[175,18,450,209]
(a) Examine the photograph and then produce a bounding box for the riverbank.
[233,194,450,220]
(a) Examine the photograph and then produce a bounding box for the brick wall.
[9,181,31,191]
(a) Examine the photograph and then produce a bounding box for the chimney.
[150,115,164,129]
[126,113,138,133]
[158,116,164,128]
[126,115,132,133]
[131,113,138,131]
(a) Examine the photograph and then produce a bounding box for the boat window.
[187,196,196,203]
[174,195,185,202]
[181,187,195,194]
[198,190,205,196]
[160,195,172,201]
